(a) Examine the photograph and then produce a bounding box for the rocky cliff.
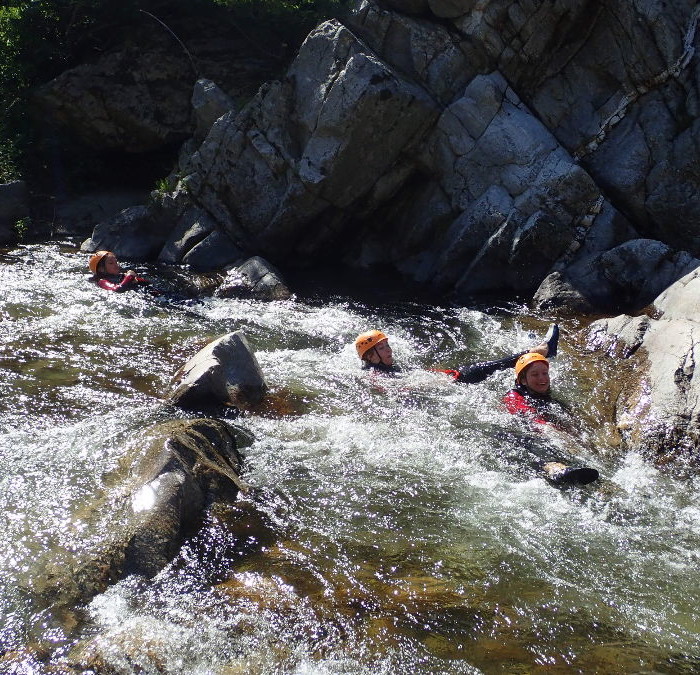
[34,0,700,465]
[50,1,698,312]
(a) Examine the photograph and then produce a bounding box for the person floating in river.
[502,351,599,485]
[353,325,599,486]
[354,325,558,380]
[88,250,150,293]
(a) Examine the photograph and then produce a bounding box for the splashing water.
[0,243,699,673]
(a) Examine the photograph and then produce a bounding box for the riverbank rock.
[215,256,292,300]
[585,268,700,470]
[0,181,29,245]
[169,331,268,411]
[34,418,246,609]
[533,239,700,315]
[80,204,174,260]
[181,229,243,271]
[51,1,700,312]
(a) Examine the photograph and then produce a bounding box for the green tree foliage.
[0,0,350,183]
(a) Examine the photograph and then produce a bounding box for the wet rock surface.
[32,418,246,609]
[215,256,292,300]
[169,330,268,411]
[586,267,700,469]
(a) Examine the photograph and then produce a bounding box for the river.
[1,242,699,673]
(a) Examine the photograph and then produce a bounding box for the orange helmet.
[515,352,549,380]
[88,250,112,275]
[354,330,388,359]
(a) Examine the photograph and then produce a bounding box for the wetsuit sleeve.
[97,273,138,293]
[455,351,527,384]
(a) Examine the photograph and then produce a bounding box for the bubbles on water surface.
[0,245,699,671]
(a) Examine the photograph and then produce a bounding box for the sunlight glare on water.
[0,244,699,673]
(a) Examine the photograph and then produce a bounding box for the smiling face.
[521,361,550,395]
[101,254,122,276]
[367,338,394,367]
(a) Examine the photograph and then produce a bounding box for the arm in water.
[96,272,149,293]
[435,324,560,384]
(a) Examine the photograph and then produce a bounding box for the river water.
[0,242,699,673]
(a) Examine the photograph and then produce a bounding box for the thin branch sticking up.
[139,9,198,78]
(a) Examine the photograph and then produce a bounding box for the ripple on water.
[0,244,699,672]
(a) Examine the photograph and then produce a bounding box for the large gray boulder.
[215,256,292,300]
[534,238,700,314]
[181,229,244,271]
[80,204,174,260]
[585,267,700,469]
[169,331,268,410]
[157,204,219,264]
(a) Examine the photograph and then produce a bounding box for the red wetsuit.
[503,384,550,425]
[93,273,149,293]
[502,384,577,433]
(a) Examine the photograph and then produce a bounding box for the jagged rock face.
[178,16,612,297]
[395,72,603,297]
[444,0,700,255]
[69,1,700,312]
[586,268,700,469]
[182,19,440,258]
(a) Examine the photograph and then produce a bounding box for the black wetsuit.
[455,351,527,383]
[362,352,523,383]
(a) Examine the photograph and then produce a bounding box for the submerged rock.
[169,330,268,411]
[33,418,247,609]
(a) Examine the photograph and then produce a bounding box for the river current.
[0,243,699,673]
